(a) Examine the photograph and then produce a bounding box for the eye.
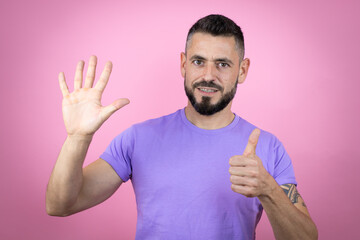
[192,59,203,66]
[217,62,230,68]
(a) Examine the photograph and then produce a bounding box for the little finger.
[231,175,259,187]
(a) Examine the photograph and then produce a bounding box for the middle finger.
[84,55,97,88]
[74,60,84,90]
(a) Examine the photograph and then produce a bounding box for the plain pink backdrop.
[1,0,359,239]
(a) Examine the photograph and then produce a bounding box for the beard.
[184,77,238,116]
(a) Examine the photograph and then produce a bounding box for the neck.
[184,101,235,130]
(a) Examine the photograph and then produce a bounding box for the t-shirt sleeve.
[100,126,134,182]
[272,137,297,186]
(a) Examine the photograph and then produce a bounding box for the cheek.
[186,66,201,79]
[185,70,202,86]
[184,76,194,90]
[222,72,239,86]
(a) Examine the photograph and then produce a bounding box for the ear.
[180,52,186,78]
[237,58,250,84]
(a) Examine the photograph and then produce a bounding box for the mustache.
[193,81,224,92]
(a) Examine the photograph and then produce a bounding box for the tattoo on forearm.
[281,184,307,207]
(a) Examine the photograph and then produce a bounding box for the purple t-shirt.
[100,109,297,240]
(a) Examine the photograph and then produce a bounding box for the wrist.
[63,134,93,157]
[258,174,278,201]
[66,134,94,143]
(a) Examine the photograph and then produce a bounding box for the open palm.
[59,56,129,137]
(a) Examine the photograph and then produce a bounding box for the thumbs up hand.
[229,128,273,198]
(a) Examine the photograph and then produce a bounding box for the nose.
[203,63,217,82]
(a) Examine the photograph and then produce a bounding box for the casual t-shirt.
[100,108,297,240]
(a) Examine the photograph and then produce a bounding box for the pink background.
[1,0,359,239]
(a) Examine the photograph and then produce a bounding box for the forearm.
[46,135,93,216]
[258,178,318,240]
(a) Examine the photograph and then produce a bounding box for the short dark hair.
[186,14,245,60]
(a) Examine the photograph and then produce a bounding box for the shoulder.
[109,110,182,147]
[234,115,289,164]
[111,109,182,139]
[132,109,182,130]
[235,115,281,148]
[117,109,183,140]
[136,109,181,126]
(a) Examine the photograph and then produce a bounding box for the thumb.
[101,98,130,120]
[243,128,260,157]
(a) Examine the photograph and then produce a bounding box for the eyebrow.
[189,54,234,66]
[189,55,206,61]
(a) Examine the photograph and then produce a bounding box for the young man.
[47,15,318,239]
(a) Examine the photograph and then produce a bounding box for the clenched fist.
[229,128,273,198]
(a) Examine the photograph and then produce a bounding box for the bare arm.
[46,56,129,216]
[258,181,318,240]
[46,137,123,216]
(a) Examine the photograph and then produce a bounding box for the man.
[46,15,318,239]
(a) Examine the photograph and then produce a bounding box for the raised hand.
[59,55,129,137]
[229,128,273,197]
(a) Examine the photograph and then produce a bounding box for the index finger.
[58,72,69,97]
[229,155,257,166]
[94,61,112,93]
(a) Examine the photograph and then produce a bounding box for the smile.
[198,88,218,93]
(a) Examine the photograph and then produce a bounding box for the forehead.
[187,32,239,61]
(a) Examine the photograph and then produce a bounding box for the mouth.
[197,87,219,95]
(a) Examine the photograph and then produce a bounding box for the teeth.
[200,88,216,93]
